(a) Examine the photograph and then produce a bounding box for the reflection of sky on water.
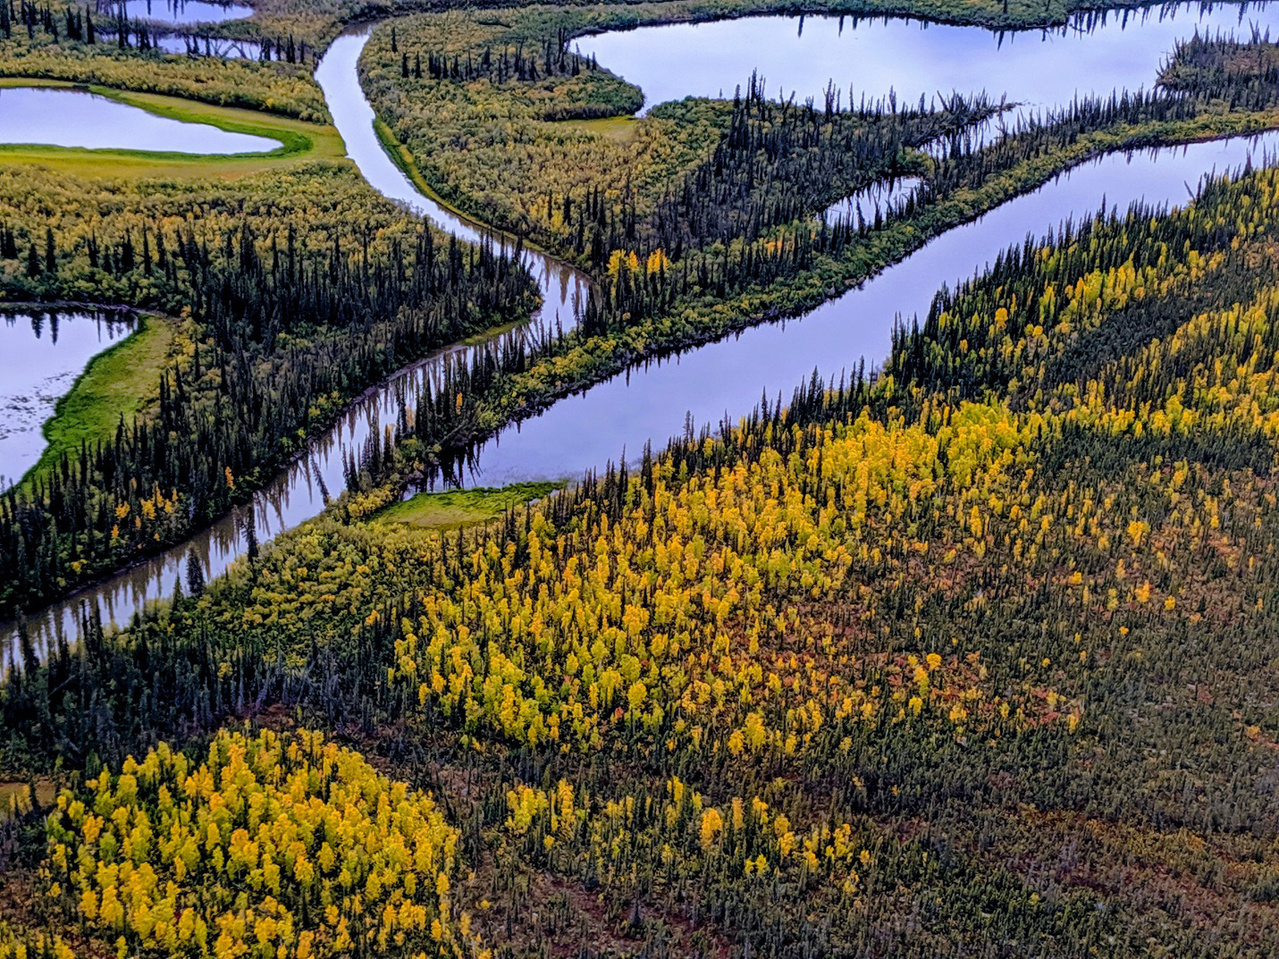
[0,313,136,491]
[0,88,279,153]
[95,0,250,25]
[156,35,263,58]
[577,4,1279,113]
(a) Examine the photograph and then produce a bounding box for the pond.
[824,176,922,227]
[0,311,137,492]
[95,0,251,26]
[575,3,1279,114]
[0,88,280,154]
[155,35,264,58]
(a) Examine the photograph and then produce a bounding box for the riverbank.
[12,313,180,493]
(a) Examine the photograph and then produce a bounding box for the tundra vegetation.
[0,0,1277,957]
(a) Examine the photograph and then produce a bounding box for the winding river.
[4,5,1279,655]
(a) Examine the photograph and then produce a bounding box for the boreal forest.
[0,0,1277,956]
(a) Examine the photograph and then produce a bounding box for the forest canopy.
[1,0,1279,956]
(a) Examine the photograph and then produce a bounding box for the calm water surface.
[0,88,279,153]
[6,10,1279,653]
[9,130,1272,654]
[0,312,136,491]
[156,35,263,58]
[96,0,251,25]
[577,3,1279,112]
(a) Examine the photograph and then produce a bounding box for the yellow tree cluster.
[0,923,73,959]
[43,728,484,959]
[387,400,1077,755]
[504,775,875,899]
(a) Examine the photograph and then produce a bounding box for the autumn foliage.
[41,729,480,959]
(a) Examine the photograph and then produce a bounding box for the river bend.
[4,7,1277,656]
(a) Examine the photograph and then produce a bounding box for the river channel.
[3,4,1277,655]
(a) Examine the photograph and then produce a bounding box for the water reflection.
[315,30,591,317]
[0,311,136,491]
[0,88,280,153]
[155,34,263,58]
[576,2,1279,114]
[824,176,923,227]
[0,29,590,657]
[94,0,251,26]
[452,134,1279,491]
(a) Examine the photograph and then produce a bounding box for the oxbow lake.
[0,87,280,154]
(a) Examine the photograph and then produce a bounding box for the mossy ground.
[374,481,566,530]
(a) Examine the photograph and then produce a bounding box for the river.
[3,5,1276,655]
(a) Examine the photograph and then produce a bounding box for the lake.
[0,88,280,154]
[0,311,137,491]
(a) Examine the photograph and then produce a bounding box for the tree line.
[0,220,536,619]
[1,0,312,62]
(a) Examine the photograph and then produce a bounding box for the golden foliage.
[44,729,479,959]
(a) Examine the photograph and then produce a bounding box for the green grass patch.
[555,115,641,144]
[0,78,346,178]
[374,481,566,531]
[19,314,178,490]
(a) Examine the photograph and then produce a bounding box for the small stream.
[4,7,1278,655]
